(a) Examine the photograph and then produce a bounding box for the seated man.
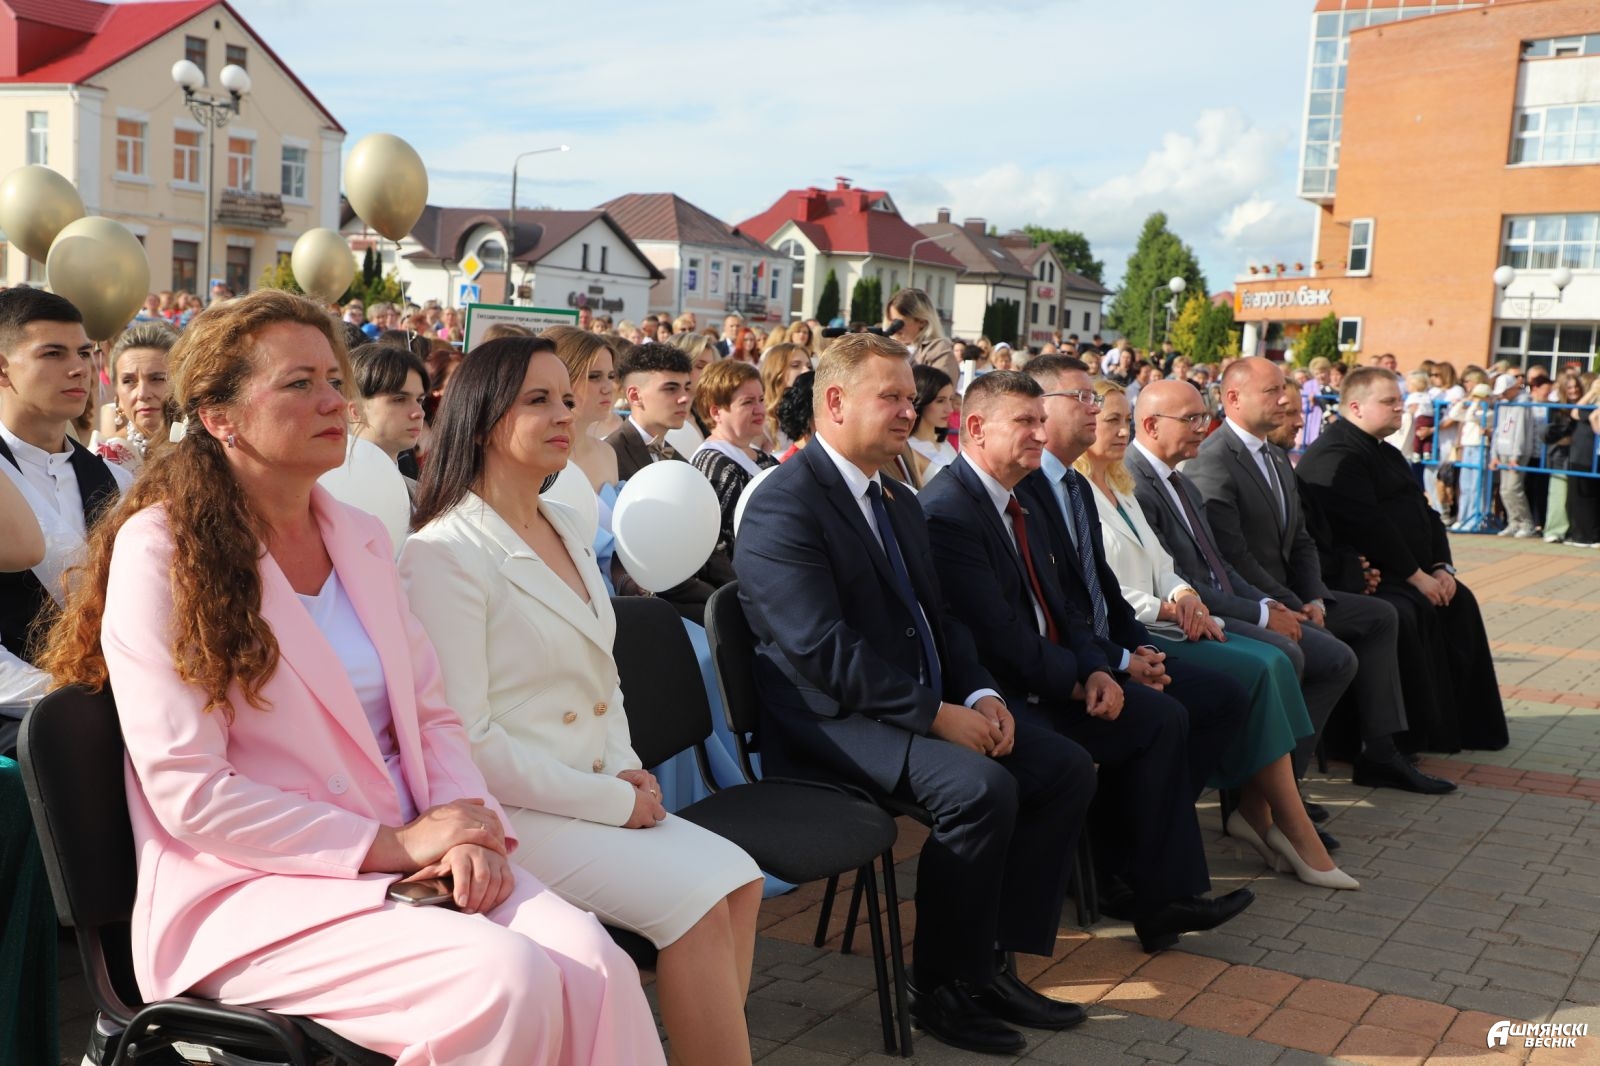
[735,333,1093,1056]
[1295,367,1509,753]
[1186,357,1453,794]
[920,371,1253,952]
[0,288,132,756]
[1125,380,1356,783]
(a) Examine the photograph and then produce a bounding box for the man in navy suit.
[734,333,1093,1056]
[920,371,1253,953]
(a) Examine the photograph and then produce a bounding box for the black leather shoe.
[1354,753,1457,794]
[972,970,1087,1031]
[1303,799,1330,823]
[1134,888,1255,953]
[1097,881,1137,922]
[1316,827,1341,851]
[910,981,1027,1055]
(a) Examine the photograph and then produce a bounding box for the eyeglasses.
[1152,412,1211,430]
[1041,389,1100,406]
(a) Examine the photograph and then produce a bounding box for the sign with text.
[1237,286,1334,312]
[462,302,580,349]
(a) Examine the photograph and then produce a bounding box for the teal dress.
[1108,499,1313,789]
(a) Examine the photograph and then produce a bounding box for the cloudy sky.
[238,0,1317,293]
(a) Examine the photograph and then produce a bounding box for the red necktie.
[1005,495,1060,645]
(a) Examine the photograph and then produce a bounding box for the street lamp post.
[1493,265,1573,372]
[171,59,250,302]
[505,145,570,303]
[907,232,954,333]
[1146,276,1187,351]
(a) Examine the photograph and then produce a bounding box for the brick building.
[1232,0,1600,373]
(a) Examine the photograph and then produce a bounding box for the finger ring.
[649,788,658,796]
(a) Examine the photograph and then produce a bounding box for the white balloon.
[612,461,720,593]
[542,460,599,546]
[319,437,411,558]
[732,464,781,539]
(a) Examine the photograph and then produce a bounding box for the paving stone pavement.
[48,536,1600,1064]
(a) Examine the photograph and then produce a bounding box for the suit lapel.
[1129,448,1190,547]
[1222,430,1282,530]
[802,443,903,599]
[950,457,1032,594]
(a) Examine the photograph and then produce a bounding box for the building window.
[580,243,589,271]
[25,111,47,166]
[173,127,201,184]
[280,144,307,199]
[172,240,198,296]
[770,266,783,300]
[730,262,744,297]
[1030,302,1039,324]
[686,256,700,292]
[1048,303,1057,327]
[225,245,251,295]
[478,239,506,271]
[226,137,253,191]
[889,270,900,294]
[1502,214,1600,271]
[599,246,608,274]
[1511,104,1600,165]
[1337,317,1363,351]
[115,119,146,177]
[937,276,946,309]
[1347,218,1374,275]
[225,43,247,69]
[709,259,722,295]
[1083,311,1091,331]
[185,35,207,77]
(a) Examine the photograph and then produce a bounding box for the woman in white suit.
[400,336,764,1066]
[1076,380,1356,891]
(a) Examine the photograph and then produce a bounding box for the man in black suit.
[1295,367,1509,754]
[1187,358,1452,794]
[0,288,132,756]
[1126,380,1356,781]
[735,333,1093,1055]
[920,371,1253,953]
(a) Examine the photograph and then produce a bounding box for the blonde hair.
[668,330,715,366]
[1072,378,1134,494]
[887,288,945,343]
[759,342,808,440]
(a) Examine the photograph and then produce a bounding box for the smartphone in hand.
[387,877,456,908]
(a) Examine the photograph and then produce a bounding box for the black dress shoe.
[972,970,1087,1031]
[1317,827,1340,851]
[1303,799,1330,823]
[1097,882,1137,922]
[1133,888,1255,953]
[1353,753,1458,795]
[910,981,1027,1055]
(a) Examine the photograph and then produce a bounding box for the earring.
[114,410,127,429]
[225,434,238,449]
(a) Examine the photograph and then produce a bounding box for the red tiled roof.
[597,192,773,256]
[736,183,965,270]
[0,0,343,132]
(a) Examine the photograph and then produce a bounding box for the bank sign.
[1238,286,1334,311]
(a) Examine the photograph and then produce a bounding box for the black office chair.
[610,595,910,1056]
[19,685,393,1066]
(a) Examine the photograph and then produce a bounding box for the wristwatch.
[1432,563,1457,576]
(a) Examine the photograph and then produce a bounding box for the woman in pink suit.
[39,291,665,1066]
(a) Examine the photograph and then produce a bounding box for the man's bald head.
[1219,357,1289,438]
[1134,379,1210,464]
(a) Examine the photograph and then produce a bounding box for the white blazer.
[399,492,642,828]
[1084,475,1197,637]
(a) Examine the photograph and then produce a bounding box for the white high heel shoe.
[1265,825,1360,890]
[1225,811,1282,871]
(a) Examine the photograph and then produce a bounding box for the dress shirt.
[1133,439,1270,627]
[813,432,1001,710]
[0,422,132,537]
[628,415,664,459]
[1040,450,1131,670]
[1224,418,1287,524]
[966,459,1048,637]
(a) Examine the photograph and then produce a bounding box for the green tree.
[981,298,1021,346]
[1022,224,1104,284]
[1168,294,1241,363]
[256,255,302,296]
[361,245,380,287]
[1105,212,1208,352]
[1168,293,1207,358]
[849,275,883,324]
[815,268,841,324]
[1297,312,1340,366]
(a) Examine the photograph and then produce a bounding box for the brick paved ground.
[51,536,1600,1064]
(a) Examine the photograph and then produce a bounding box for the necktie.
[1167,471,1234,595]
[1061,473,1110,639]
[1004,496,1060,645]
[1258,445,1286,526]
[866,482,943,696]
[649,439,680,462]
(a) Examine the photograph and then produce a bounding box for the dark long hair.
[411,336,556,530]
[912,363,953,440]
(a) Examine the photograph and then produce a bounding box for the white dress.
[399,493,760,946]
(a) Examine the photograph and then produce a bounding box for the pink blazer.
[101,487,514,1000]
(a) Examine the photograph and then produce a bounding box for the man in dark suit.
[920,371,1253,953]
[1126,380,1356,781]
[1187,358,1452,794]
[735,333,1093,1055]
[1295,367,1509,754]
[0,288,132,755]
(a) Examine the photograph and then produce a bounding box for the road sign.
[462,302,579,348]
[459,252,483,281]
[457,283,481,306]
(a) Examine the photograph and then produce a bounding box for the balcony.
[215,189,286,229]
[726,291,767,315]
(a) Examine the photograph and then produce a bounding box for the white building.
[918,212,1033,344]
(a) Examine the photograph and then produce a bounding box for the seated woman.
[1075,380,1357,891]
[908,364,958,485]
[399,337,764,1066]
[346,342,429,490]
[543,326,621,493]
[758,342,811,453]
[691,359,777,559]
[774,371,815,463]
[96,322,179,472]
[40,292,662,1065]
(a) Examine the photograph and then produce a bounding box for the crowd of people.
[0,277,1554,1062]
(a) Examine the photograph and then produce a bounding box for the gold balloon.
[343,133,428,242]
[45,217,151,342]
[0,165,85,261]
[292,227,356,304]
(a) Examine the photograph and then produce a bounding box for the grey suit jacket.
[1124,443,1270,624]
[606,422,658,482]
[1186,425,1331,611]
